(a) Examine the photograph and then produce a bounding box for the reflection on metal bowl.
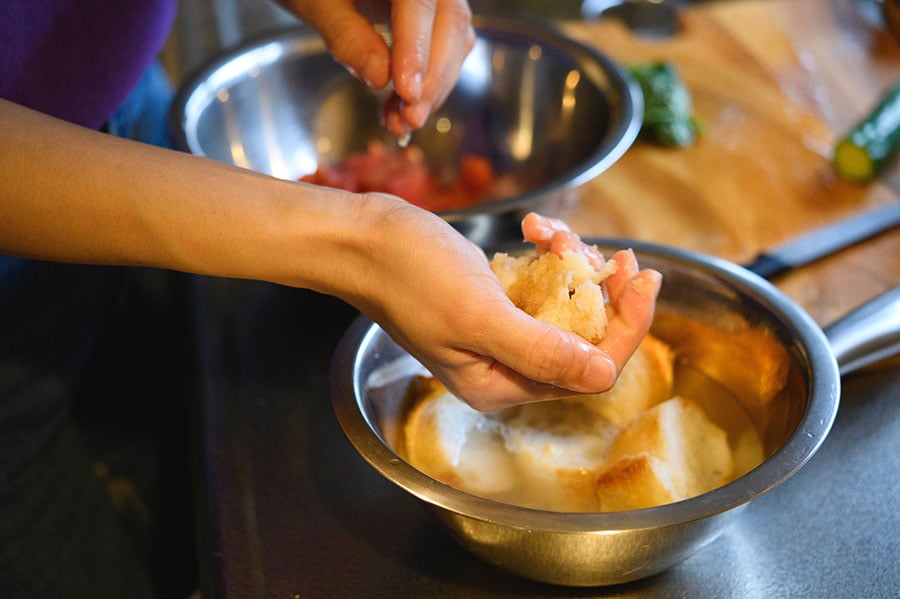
[169,17,641,246]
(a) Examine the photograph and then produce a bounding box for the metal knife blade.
[743,203,900,278]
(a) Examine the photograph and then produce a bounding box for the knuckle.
[321,18,372,67]
[527,325,575,384]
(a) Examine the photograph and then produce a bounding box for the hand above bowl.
[170,17,641,246]
[342,209,661,412]
[279,0,476,140]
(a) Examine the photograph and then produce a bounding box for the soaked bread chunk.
[491,250,616,344]
[595,397,733,511]
[400,336,707,511]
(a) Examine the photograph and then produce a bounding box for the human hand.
[342,200,661,411]
[281,0,475,139]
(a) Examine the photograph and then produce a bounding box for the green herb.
[628,61,703,147]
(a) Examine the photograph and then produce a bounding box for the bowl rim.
[168,16,643,217]
[329,238,840,532]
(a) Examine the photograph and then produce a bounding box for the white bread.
[591,454,680,511]
[560,334,675,426]
[401,377,741,512]
[494,401,619,511]
[595,396,733,511]
[399,333,675,512]
[401,377,620,510]
[490,250,616,345]
[401,378,517,496]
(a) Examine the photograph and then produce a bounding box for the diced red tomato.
[459,155,494,194]
[299,141,497,211]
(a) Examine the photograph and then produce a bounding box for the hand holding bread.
[491,212,663,379]
[349,206,662,412]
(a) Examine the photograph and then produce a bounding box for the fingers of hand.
[435,359,557,412]
[605,248,640,303]
[418,250,660,410]
[390,0,436,104]
[393,0,475,130]
[407,265,659,412]
[299,0,473,135]
[599,267,662,366]
[440,313,619,410]
[436,354,615,412]
[301,1,391,88]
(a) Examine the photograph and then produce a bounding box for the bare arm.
[1,98,662,410]
[0,97,367,287]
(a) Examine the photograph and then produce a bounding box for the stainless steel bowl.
[169,18,641,245]
[330,239,900,586]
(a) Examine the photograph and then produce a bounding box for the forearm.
[0,98,383,295]
[0,103,661,410]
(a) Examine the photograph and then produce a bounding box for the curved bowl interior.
[330,239,840,586]
[169,18,641,240]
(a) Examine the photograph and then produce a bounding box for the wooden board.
[553,0,900,327]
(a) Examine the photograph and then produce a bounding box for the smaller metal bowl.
[330,239,849,586]
[169,18,641,245]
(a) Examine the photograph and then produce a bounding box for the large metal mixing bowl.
[169,18,641,245]
[330,239,900,586]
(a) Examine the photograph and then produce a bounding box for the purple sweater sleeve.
[0,0,177,129]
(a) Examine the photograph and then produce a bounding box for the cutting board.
[555,0,900,326]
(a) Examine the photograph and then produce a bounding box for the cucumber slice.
[833,83,900,184]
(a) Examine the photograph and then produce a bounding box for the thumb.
[482,308,619,394]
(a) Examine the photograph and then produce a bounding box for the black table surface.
[190,275,899,598]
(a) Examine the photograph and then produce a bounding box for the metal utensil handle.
[824,286,900,376]
[744,203,900,278]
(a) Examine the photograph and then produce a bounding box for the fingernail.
[384,110,412,141]
[400,70,423,102]
[632,269,663,295]
[406,101,432,129]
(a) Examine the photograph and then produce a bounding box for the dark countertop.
[190,275,899,598]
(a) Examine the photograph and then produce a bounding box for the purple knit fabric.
[0,0,177,129]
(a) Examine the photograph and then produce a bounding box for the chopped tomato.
[299,141,497,211]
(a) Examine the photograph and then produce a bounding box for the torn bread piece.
[560,334,675,426]
[490,249,617,345]
[494,401,619,511]
[591,454,679,511]
[595,396,733,511]
[401,377,517,497]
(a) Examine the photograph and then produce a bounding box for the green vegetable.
[628,61,702,147]
[833,83,900,184]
